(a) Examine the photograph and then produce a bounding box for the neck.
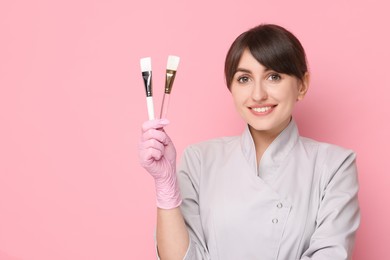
[249,117,292,163]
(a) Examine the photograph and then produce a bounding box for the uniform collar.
[240,118,299,180]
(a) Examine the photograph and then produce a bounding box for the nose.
[251,81,267,101]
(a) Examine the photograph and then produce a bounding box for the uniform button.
[272,218,278,224]
[277,203,283,208]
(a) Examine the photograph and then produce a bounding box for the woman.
[139,24,360,260]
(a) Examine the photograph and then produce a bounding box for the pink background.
[0,0,389,259]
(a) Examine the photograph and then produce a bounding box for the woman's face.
[231,48,308,136]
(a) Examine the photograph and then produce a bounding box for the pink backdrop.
[1,0,389,259]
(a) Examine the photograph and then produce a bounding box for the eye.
[267,73,282,81]
[237,76,250,83]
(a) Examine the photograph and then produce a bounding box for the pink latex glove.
[139,119,182,209]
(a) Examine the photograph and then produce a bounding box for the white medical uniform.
[177,119,360,260]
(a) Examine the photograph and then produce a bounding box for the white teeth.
[252,106,272,113]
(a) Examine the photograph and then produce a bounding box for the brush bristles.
[167,55,180,71]
[140,57,152,72]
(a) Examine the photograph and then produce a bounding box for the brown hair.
[224,24,308,89]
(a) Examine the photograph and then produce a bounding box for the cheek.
[231,89,248,113]
[231,93,241,108]
[233,90,251,106]
[231,88,242,103]
[270,86,299,102]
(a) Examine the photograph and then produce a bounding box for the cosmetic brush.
[140,57,155,120]
[160,55,180,119]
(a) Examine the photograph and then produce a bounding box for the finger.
[139,139,165,155]
[140,146,164,163]
[141,128,169,144]
[142,118,170,132]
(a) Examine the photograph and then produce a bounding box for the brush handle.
[160,93,171,119]
[146,96,155,120]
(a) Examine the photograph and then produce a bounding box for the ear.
[297,72,310,101]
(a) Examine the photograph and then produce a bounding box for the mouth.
[249,105,276,115]
[252,106,272,113]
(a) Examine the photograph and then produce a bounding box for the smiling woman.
[230,48,309,161]
[138,24,360,260]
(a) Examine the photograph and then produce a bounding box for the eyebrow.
[235,68,252,74]
[235,67,273,75]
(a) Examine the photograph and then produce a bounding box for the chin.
[247,117,291,134]
[247,122,274,132]
[251,127,274,133]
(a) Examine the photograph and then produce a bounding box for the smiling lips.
[250,105,276,115]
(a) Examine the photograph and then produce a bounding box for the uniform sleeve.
[154,146,211,260]
[300,148,360,260]
[177,146,211,260]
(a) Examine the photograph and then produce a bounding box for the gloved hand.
[139,118,182,209]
